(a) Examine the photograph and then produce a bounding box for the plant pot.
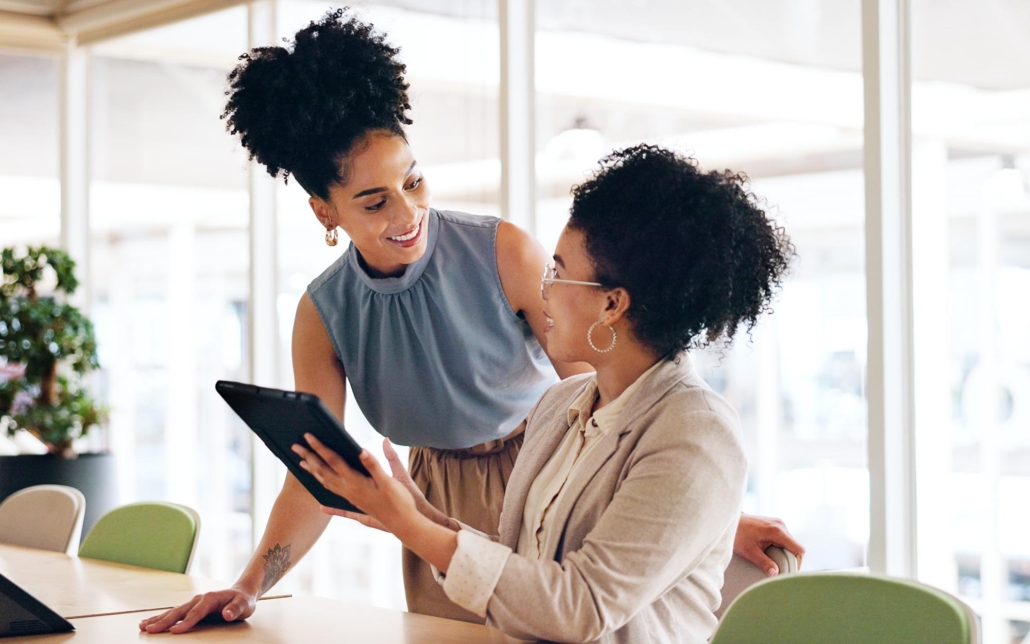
[0,453,118,542]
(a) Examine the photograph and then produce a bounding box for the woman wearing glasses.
[296,143,793,644]
[140,10,799,635]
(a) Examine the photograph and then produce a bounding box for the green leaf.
[1,245,100,454]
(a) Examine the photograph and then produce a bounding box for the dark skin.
[292,226,794,610]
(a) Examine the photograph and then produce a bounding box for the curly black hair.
[567,144,793,357]
[222,8,412,199]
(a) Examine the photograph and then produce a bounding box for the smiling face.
[310,132,431,277]
[542,226,611,364]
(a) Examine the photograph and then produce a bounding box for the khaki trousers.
[403,427,524,623]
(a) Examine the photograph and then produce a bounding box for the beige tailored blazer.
[484,354,747,644]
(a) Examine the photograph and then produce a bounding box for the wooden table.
[0,543,235,618]
[1,544,528,642]
[28,596,527,643]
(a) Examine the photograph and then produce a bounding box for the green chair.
[78,502,200,574]
[711,572,973,644]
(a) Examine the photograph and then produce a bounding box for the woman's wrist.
[391,511,435,545]
[233,572,264,599]
[393,514,459,572]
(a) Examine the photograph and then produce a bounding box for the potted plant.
[0,246,116,536]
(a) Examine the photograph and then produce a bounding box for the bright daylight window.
[534,0,868,573]
[6,4,1026,641]
[270,0,500,609]
[85,6,253,583]
[0,53,59,250]
[911,3,1030,643]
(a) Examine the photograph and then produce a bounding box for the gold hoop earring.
[325,228,339,247]
[588,321,616,353]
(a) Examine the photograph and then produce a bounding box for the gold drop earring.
[325,227,339,247]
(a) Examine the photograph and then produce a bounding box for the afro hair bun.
[222,7,412,198]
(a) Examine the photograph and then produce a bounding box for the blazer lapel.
[540,426,624,559]
[497,379,592,548]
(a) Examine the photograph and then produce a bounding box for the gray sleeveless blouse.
[307,209,557,449]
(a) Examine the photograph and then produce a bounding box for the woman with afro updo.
[289,143,794,644]
[140,8,802,634]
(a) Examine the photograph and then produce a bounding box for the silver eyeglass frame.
[540,263,603,300]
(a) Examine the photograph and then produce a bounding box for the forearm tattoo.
[261,543,291,593]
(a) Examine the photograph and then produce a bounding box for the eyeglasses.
[540,263,602,300]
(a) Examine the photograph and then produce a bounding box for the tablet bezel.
[215,380,369,513]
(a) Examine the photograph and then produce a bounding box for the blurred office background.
[0,1,1028,641]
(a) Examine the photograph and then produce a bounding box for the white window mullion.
[499,0,535,234]
[59,41,90,308]
[861,0,917,578]
[975,195,1003,644]
[911,139,954,592]
[246,0,283,547]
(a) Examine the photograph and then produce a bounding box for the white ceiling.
[0,0,246,46]
[362,0,1030,91]
[2,0,1029,91]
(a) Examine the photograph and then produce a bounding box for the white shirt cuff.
[430,521,495,582]
[437,529,512,618]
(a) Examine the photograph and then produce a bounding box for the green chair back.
[78,502,200,574]
[711,573,971,644]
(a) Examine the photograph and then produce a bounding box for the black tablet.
[215,380,369,513]
[0,573,74,637]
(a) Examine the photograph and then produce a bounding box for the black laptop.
[0,573,74,637]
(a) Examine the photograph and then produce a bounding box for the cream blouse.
[517,360,663,559]
[438,360,664,616]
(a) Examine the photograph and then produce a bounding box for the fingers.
[291,442,328,475]
[140,596,205,633]
[221,595,253,622]
[735,514,807,572]
[168,597,222,634]
[299,434,347,474]
[293,445,327,486]
[138,592,254,634]
[354,447,387,482]
[754,517,806,570]
[299,434,377,483]
[383,439,407,477]
[320,506,368,523]
[320,505,388,531]
[292,441,338,490]
[746,546,780,577]
[138,611,166,631]
[319,505,353,518]
[139,599,195,633]
[768,532,806,570]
